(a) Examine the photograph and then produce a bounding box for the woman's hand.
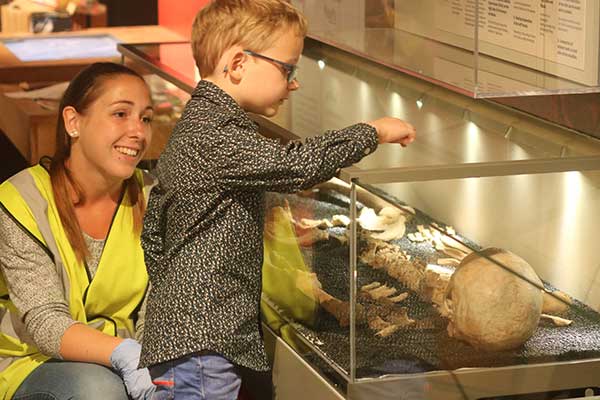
[110,339,156,400]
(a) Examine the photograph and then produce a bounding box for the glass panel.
[285,40,600,169]
[350,170,600,393]
[371,171,600,309]
[289,0,600,97]
[263,187,354,390]
[143,74,190,161]
[119,41,600,169]
[263,168,600,396]
[118,42,198,92]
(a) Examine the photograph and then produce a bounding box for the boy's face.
[240,28,304,117]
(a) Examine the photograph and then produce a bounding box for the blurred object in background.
[0,129,28,182]
[98,0,156,27]
[71,0,106,30]
[30,10,71,32]
[0,0,108,33]
[0,0,9,31]
[31,0,58,6]
[365,0,394,28]
[1,0,56,33]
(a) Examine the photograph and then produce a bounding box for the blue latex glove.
[110,338,156,400]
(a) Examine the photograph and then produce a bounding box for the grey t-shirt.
[0,210,104,358]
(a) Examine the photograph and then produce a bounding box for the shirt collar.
[192,80,255,127]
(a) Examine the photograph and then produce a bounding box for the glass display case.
[118,37,600,399]
[290,0,600,98]
[263,167,600,400]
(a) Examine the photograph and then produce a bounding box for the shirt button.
[364,148,371,155]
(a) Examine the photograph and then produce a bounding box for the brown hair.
[49,62,148,263]
[191,0,308,77]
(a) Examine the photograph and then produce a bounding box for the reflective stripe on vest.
[0,165,151,399]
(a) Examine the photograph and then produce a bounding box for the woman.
[0,63,156,399]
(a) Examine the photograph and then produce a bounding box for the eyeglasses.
[243,50,298,83]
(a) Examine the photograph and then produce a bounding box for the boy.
[139,0,416,398]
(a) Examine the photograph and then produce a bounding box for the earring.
[69,130,79,138]
[223,65,229,73]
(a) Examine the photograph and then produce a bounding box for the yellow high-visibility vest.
[261,204,318,353]
[0,165,152,399]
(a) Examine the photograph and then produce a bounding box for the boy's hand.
[367,117,416,147]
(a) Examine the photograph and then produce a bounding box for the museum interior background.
[2,1,600,399]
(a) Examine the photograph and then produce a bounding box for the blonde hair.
[191,0,308,77]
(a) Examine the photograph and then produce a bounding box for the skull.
[443,248,543,351]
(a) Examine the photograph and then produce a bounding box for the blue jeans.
[13,359,128,400]
[149,353,241,400]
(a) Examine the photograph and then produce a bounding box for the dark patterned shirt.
[139,80,378,370]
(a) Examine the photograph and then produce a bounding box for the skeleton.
[357,206,408,241]
[542,290,572,315]
[361,281,410,304]
[270,185,574,347]
[315,282,415,337]
[407,223,471,262]
[265,200,331,247]
[266,203,415,337]
[360,238,439,302]
[442,248,544,351]
[359,239,573,349]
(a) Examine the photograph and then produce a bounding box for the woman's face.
[70,74,154,182]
